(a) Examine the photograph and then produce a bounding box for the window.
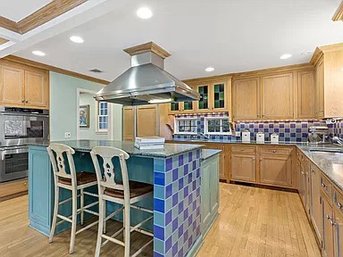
[204,117,231,135]
[97,101,109,132]
[174,117,197,134]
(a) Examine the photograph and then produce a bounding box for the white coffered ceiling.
[2,0,343,81]
[0,0,53,22]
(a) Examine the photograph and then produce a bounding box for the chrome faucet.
[200,132,209,140]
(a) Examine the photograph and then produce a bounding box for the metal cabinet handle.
[327,215,336,226]
[22,99,25,103]
[301,171,305,175]
[337,202,343,210]
[321,183,326,188]
[25,100,28,103]
[272,150,276,153]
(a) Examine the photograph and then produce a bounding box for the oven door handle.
[0,148,28,160]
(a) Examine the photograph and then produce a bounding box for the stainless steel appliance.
[95,42,200,105]
[0,107,49,182]
[308,125,329,144]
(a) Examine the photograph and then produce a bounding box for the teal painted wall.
[49,72,122,141]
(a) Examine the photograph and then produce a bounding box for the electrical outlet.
[64,132,71,139]
[235,131,241,137]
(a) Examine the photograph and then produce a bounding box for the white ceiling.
[0,0,53,22]
[8,0,343,81]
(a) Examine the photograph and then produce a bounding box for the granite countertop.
[202,149,221,160]
[173,138,343,191]
[44,140,202,158]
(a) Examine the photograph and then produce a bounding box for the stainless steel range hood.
[95,42,200,105]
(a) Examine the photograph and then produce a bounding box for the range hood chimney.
[95,42,200,105]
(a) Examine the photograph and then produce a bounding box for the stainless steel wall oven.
[0,107,49,182]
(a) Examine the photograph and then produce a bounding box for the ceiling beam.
[333,1,343,21]
[0,0,87,34]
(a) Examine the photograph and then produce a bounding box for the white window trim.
[96,101,110,134]
[204,116,232,135]
[174,117,198,135]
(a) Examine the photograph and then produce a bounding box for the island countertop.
[48,140,202,158]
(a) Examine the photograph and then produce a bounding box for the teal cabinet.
[201,154,219,237]
[28,146,53,236]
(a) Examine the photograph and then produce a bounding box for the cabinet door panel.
[310,165,323,243]
[334,209,343,257]
[123,107,135,141]
[0,65,25,106]
[259,155,292,187]
[231,154,256,182]
[137,105,158,137]
[25,70,49,108]
[322,196,334,257]
[261,73,294,119]
[297,71,315,118]
[232,78,259,120]
[315,59,324,118]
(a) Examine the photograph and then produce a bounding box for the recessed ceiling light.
[205,67,215,72]
[136,7,153,19]
[32,50,46,57]
[70,35,84,44]
[280,53,292,60]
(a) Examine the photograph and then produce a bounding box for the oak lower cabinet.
[231,145,256,183]
[258,146,293,188]
[201,153,219,236]
[298,154,311,217]
[333,205,343,257]
[321,193,334,257]
[310,164,323,245]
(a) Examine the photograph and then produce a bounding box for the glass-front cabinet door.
[169,102,181,113]
[212,82,226,111]
[197,85,210,112]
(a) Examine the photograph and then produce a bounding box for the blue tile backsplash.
[173,113,343,142]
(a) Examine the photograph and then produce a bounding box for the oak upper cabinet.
[0,61,49,109]
[196,84,211,112]
[310,164,323,244]
[0,64,25,107]
[258,146,293,187]
[311,44,343,118]
[232,78,259,120]
[123,107,135,141]
[231,145,256,182]
[137,105,159,137]
[24,69,49,108]
[261,73,294,119]
[297,70,315,119]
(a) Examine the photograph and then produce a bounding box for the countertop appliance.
[95,42,200,106]
[256,132,265,143]
[308,125,329,144]
[0,107,49,182]
[242,130,251,143]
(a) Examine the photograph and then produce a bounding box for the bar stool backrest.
[47,143,76,182]
[90,146,130,198]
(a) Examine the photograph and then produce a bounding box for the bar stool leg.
[69,188,78,254]
[103,200,107,234]
[49,186,59,243]
[95,199,105,257]
[80,188,84,225]
[123,206,130,257]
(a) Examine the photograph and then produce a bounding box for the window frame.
[96,101,109,133]
[174,117,198,135]
[204,116,232,135]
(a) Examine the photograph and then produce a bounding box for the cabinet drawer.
[320,175,333,201]
[231,145,256,154]
[259,146,293,156]
[334,188,343,214]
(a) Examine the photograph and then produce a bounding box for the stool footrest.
[83,191,98,198]
[130,216,153,234]
[105,207,123,222]
[75,219,98,235]
[101,234,125,247]
[101,227,124,247]
[130,204,153,214]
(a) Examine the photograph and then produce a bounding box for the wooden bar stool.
[47,143,99,254]
[90,146,153,257]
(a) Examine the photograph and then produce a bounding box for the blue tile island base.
[28,141,219,257]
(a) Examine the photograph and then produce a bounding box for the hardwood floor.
[198,183,321,257]
[0,183,321,257]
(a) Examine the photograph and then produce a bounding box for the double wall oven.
[0,107,49,182]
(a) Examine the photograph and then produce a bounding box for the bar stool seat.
[104,181,152,199]
[59,172,97,186]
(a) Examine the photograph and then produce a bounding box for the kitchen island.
[28,140,219,257]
